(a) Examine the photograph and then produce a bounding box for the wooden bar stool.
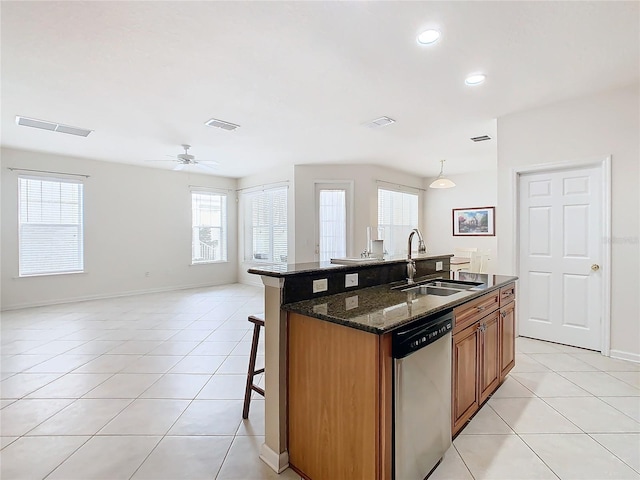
[242,314,265,419]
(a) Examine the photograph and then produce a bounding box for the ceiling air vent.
[364,116,396,128]
[470,135,492,142]
[205,118,240,131]
[16,116,92,137]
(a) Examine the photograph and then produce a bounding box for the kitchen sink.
[398,278,484,296]
[402,285,461,296]
[426,280,483,290]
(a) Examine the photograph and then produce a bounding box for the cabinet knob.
[591,264,600,271]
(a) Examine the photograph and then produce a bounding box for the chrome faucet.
[406,228,426,284]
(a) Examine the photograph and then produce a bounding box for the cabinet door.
[500,301,516,380]
[452,322,479,435]
[479,311,500,404]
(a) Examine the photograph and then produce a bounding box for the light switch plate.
[313,278,328,293]
[345,273,358,288]
[436,261,443,271]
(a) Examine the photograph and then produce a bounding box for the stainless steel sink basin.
[398,278,484,296]
[427,280,483,290]
[403,285,461,296]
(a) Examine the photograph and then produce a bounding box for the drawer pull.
[477,306,486,312]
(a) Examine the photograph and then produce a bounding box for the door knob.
[591,264,600,271]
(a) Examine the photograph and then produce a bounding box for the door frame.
[512,156,612,355]
[313,180,355,261]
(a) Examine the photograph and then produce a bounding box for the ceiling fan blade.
[173,163,186,171]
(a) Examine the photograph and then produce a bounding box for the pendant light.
[429,159,456,189]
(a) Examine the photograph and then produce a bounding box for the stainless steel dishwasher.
[393,310,453,480]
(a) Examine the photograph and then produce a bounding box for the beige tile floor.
[1,284,639,479]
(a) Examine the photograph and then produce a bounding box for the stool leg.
[242,322,261,419]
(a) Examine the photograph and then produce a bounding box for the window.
[192,191,227,263]
[377,187,419,256]
[18,175,84,276]
[244,187,287,263]
[317,187,347,262]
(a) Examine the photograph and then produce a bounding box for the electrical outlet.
[345,273,358,288]
[312,278,328,293]
[436,261,443,271]
[345,296,358,310]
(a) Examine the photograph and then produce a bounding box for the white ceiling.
[1,1,638,178]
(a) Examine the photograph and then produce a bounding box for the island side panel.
[288,312,383,480]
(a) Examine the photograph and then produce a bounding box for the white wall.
[423,170,498,272]
[497,84,640,359]
[1,147,238,309]
[236,165,295,286]
[293,164,425,263]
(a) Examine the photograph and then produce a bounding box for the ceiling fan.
[150,144,220,171]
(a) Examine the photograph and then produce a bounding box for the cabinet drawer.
[500,283,516,307]
[454,291,500,334]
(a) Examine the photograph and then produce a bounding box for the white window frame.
[191,190,228,264]
[18,174,85,277]
[314,181,354,262]
[243,186,288,264]
[377,186,420,256]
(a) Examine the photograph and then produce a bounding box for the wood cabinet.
[288,312,393,480]
[452,322,479,434]
[499,284,516,380]
[452,284,516,435]
[479,310,500,404]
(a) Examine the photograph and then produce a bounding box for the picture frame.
[452,206,495,236]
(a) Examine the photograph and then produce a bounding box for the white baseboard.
[1,280,232,311]
[259,443,289,473]
[609,349,640,364]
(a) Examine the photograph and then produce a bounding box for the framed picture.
[453,206,495,236]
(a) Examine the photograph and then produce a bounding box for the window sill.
[190,261,228,266]
[15,270,86,279]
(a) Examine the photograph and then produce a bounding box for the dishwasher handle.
[392,311,453,359]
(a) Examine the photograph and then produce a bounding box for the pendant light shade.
[429,159,456,189]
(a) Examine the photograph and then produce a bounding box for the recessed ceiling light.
[417,29,441,45]
[465,74,486,86]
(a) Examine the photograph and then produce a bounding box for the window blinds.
[377,188,419,256]
[244,187,288,263]
[18,175,84,276]
[191,192,227,263]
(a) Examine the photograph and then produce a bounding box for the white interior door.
[314,183,352,262]
[518,166,603,350]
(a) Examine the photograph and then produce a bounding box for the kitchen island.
[249,255,517,479]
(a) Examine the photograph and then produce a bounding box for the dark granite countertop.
[282,272,518,334]
[247,253,453,277]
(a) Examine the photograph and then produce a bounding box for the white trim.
[237,181,289,194]
[261,275,284,289]
[512,155,612,355]
[0,280,232,311]
[188,185,232,194]
[259,443,289,473]
[609,349,640,364]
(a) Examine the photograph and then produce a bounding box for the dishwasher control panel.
[392,311,453,359]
